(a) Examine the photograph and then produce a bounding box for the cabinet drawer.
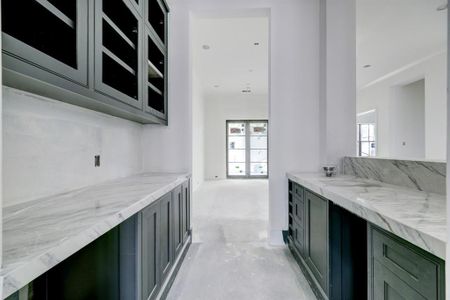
[292,183,304,200]
[371,226,444,299]
[292,195,304,225]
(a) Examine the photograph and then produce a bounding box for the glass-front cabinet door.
[2,0,89,85]
[227,120,268,178]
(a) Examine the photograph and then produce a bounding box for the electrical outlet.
[95,155,101,167]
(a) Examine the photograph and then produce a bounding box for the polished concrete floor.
[166,180,317,300]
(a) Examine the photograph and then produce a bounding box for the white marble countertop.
[1,172,190,299]
[287,172,446,260]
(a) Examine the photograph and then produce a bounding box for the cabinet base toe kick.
[287,180,445,300]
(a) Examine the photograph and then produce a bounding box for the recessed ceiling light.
[202,45,211,50]
[254,42,260,46]
[363,64,372,68]
[214,85,220,88]
[242,89,252,93]
[437,3,448,10]
[249,69,254,72]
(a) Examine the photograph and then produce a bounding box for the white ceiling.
[357,0,447,88]
[193,17,269,96]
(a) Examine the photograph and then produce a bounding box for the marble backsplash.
[342,157,446,195]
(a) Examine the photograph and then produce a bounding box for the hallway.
[167,180,317,300]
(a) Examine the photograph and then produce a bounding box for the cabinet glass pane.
[250,136,267,149]
[228,123,246,136]
[251,163,267,176]
[228,136,245,150]
[228,163,246,176]
[250,122,267,135]
[102,0,139,100]
[3,0,77,68]
[148,0,165,44]
[228,150,246,163]
[251,150,267,163]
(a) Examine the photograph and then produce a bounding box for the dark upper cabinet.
[305,191,329,294]
[2,0,169,125]
[2,0,89,86]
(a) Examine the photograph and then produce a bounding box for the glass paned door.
[227,120,268,178]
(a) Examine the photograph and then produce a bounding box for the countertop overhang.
[287,172,446,260]
[1,172,190,299]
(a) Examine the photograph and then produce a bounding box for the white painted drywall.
[204,94,268,180]
[322,0,357,168]
[142,0,357,245]
[192,70,205,191]
[0,8,3,268]
[389,80,425,158]
[142,0,325,245]
[3,87,144,207]
[357,53,447,160]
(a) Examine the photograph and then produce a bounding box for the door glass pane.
[250,122,267,135]
[251,163,267,176]
[228,163,246,176]
[228,150,246,163]
[250,136,267,149]
[360,142,370,157]
[228,122,246,136]
[228,136,246,150]
[360,124,369,141]
[369,124,375,141]
[250,150,267,163]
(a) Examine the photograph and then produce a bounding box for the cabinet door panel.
[2,0,88,85]
[142,202,160,300]
[306,191,328,293]
[373,260,426,300]
[182,180,191,242]
[173,186,183,258]
[159,193,173,281]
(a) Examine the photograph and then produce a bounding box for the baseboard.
[157,234,192,300]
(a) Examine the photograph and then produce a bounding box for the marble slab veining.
[342,156,446,195]
[1,173,190,299]
[287,172,446,260]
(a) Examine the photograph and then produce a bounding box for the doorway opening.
[226,120,268,178]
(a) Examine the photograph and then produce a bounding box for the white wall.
[321,0,357,168]
[357,52,447,160]
[192,70,205,191]
[389,80,425,158]
[3,87,143,207]
[204,94,268,180]
[142,0,325,245]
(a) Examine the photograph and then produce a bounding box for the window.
[357,123,376,157]
[227,120,268,178]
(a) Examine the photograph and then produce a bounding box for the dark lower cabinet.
[288,181,368,300]
[159,193,173,282]
[173,186,184,258]
[7,179,192,300]
[142,201,161,300]
[369,225,445,300]
[182,180,191,242]
[288,181,444,300]
[305,190,329,293]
